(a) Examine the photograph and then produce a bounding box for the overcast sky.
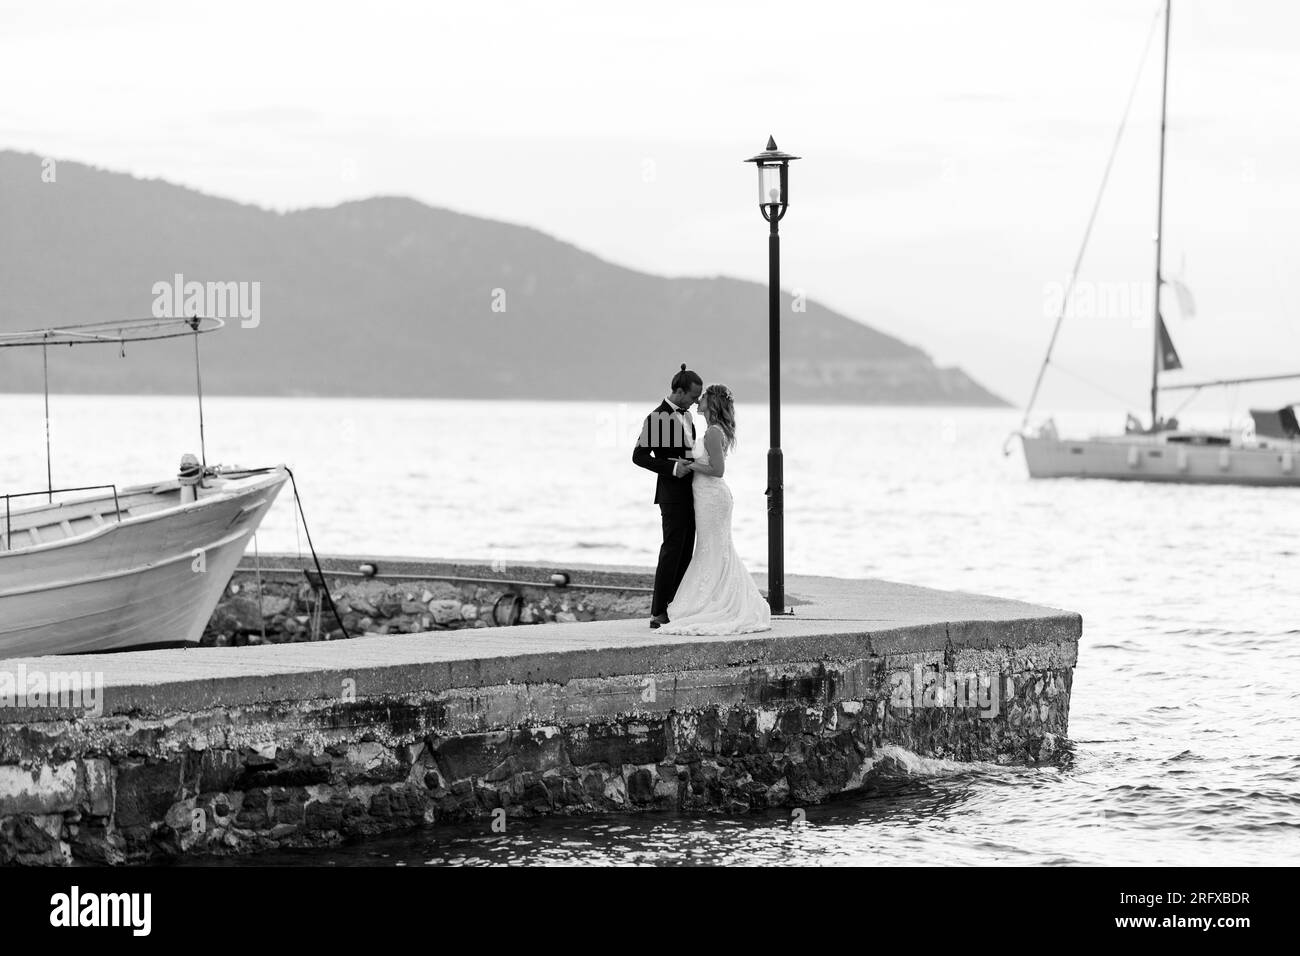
[3,0,1298,411]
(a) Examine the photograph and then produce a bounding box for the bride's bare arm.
[688,425,726,477]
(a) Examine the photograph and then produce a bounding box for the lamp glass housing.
[758,163,786,209]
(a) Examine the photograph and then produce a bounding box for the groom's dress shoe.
[649,613,669,629]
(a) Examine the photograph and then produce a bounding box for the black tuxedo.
[632,399,696,617]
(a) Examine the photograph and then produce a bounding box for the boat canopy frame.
[0,315,224,502]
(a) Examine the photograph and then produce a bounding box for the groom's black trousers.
[652,501,696,618]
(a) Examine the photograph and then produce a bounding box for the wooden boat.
[0,316,291,656]
[0,466,287,656]
[1013,0,1300,486]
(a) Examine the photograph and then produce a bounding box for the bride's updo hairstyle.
[701,384,736,451]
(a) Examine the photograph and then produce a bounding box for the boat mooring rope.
[253,531,267,646]
[284,467,349,639]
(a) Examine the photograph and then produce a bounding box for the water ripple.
[5,397,1293,866]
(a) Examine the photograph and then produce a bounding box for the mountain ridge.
[0,150,1006,406]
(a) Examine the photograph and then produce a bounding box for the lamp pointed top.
[744,136,800,165]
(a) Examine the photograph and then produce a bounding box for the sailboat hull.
[1023,436,1300,486]
[0,468,287,657]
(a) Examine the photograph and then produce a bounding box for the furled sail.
[1164,277,1196,320]
[1157,315,1183,371]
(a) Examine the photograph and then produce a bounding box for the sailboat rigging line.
[1170,387,1202,419]
[1050,361,1148,411]
[42,339,52,502]
[1018,3,1163,434]
[1159,371,1300,391]
[284,467,349,639]
[190,317,208,470]
[1150,0,1173,427]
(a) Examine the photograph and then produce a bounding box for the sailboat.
[0,316,288,656]
[1015,0,1300,486]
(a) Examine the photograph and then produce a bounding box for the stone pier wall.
[203,556,652,645]
[0,635,1075,865]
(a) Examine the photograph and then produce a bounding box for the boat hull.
[1022,436,1300,486]
[0,469,287,657]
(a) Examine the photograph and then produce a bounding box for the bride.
[658,384,772,635]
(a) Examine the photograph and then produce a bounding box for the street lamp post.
[745,135,799,616]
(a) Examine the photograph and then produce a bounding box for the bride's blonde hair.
[701,384,736,451]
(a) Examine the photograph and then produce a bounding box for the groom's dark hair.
[670,364,703,392]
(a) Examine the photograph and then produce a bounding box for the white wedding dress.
[659,427,772,635]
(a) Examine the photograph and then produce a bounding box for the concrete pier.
[0,563,1081,865]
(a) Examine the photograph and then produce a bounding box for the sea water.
[2,395,1296,866]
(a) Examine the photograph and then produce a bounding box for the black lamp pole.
[766,199,784,616]
[745,136,799,615]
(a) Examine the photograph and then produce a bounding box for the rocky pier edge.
[0,564,1081,865]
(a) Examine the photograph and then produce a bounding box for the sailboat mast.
[1151,0,1172,428]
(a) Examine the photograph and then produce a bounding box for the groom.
[632,364,703,628]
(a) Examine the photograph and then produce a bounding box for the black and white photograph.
[0,0,1292,926]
